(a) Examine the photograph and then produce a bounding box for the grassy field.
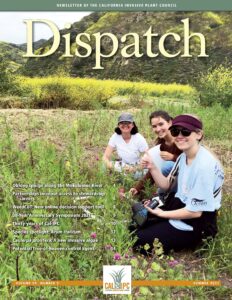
[0,102,231,299]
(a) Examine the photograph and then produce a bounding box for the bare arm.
[130,171,154,195]
[141,152,170,190]
[149,167,170,190]
[160,151,175,161]
[153,207,202,219]
[144,201,202,219]
[103,145,114,169]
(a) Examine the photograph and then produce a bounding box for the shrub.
[32,81,72,109]
[0,96,30,108]
[0,57,14,95]
[0,56,26,96]
[197,65,232,108]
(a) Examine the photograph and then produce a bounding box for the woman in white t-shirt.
[134,114,224,254]
[103,113,148,173]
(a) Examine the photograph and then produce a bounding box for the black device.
[147,198,159,209]
[132,197,159,227]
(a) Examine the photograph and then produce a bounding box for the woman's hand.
[142,151,170,190]
[144,200,164,217]
[124,164,135,173]
[144,204,202,219]
[129,187,138,196]
[160,151,174,161]
[118,187,126,200]
[141,152,157,170]
[103,145,114,169]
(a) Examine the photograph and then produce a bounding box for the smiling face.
[151,117,172,139]
[118,121,134,134]
[171,126,203,152]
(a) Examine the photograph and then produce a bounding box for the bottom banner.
[11,280,221,287]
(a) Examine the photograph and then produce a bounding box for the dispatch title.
[24,18,208,70]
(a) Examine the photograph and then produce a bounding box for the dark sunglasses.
[170,127,192,137]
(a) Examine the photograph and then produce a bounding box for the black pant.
[133,219,202,255]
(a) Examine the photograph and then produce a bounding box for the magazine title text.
[24,18,208,69]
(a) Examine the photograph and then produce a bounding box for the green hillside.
[0,41,27,71]
[14,39,47,52]
[17,11,232,83]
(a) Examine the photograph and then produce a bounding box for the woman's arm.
[141,152,170,190]
[144,202,202,219]
[103,145,114,169]
[130,171,154,195]
[160,151,175,161]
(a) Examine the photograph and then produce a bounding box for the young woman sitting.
[130,110,182,198]
[103,112,148,176]
[133,114,224,254]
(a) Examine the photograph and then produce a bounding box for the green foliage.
[86,12,122,34]
[0,56,26,96]
[0,96,30,108]
[197,65,232,108]
[16,76,195,110]
[0,41,26,72]
[32,81,73,109]
[0,56,13,95]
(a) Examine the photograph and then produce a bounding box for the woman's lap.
[134,220,201,254]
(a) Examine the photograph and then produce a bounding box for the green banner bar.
[0,0,231,11]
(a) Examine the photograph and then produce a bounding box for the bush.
[0,57,13,95]
[32,81,72,109]
[197,65,232,108]
[0,56,26,96]
[0,96,30,108]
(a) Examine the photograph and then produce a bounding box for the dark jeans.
[133,219,202,255]
[132,195,217,255]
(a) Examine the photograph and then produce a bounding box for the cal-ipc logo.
[103,265,131,294]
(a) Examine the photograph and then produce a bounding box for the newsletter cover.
[0,0,231,299]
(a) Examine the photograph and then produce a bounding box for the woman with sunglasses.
[130,110,182,198]
[103,112,148,173]
[133,114,224,254]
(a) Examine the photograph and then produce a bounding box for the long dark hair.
[115,122,139,135]
[149,110,173,145]
[149,110,173,124]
